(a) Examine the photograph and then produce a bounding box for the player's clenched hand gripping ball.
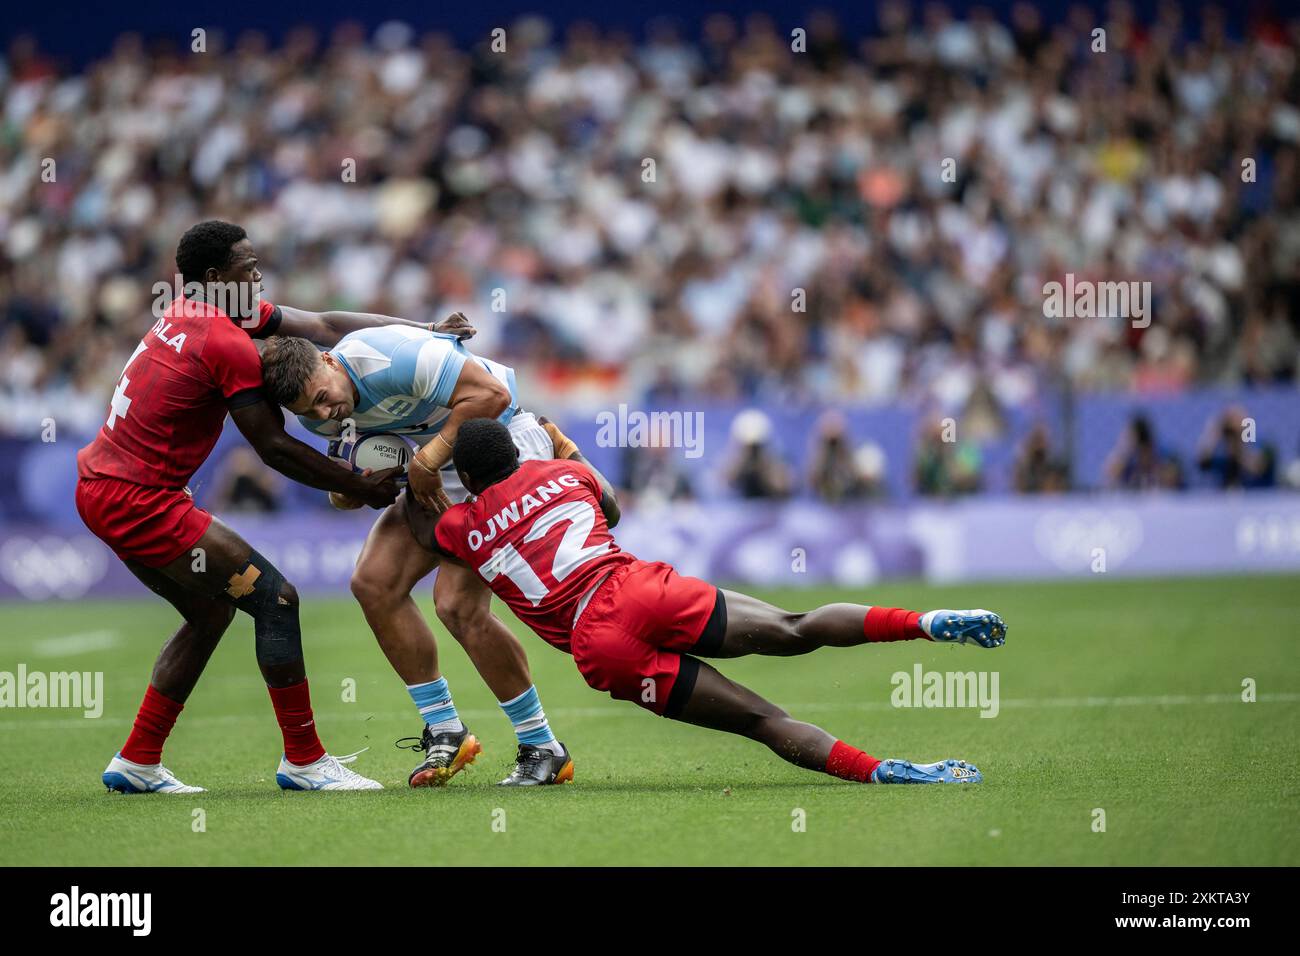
[327,433,413,510]
[355,466,406,509]
[345,433,414,477]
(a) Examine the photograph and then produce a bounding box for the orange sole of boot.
[409,735,482,788]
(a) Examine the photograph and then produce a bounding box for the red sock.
[120,685,184,765]
[864,606,926,642]
[268,679,325,766]
[825,740,881,782]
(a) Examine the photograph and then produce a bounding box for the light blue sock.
[499,686,560,753]
[407,677,463,733]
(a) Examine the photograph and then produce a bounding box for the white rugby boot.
[103,753,205,794]
[275,750,383,791]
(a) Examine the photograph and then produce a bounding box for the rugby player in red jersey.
[78,220,473,793]
[417,418,1008,786]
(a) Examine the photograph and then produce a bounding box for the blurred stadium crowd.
[1,2,1297,502]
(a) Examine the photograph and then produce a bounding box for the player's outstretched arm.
[230,397,402,508]
[276,306,477,348]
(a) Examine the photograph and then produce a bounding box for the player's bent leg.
[151,520,381,789]
[433,564,572,785]
[670,657,836,770]
[151,519,302,683]
[709,590,1006,657]
[224,552,304,687]
[124,559,235,704]
[103,561,237,794]
[671,657,984,784]
[350,501,482,788]
[351,499,443,682]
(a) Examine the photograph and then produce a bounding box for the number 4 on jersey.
[107,341,149,429]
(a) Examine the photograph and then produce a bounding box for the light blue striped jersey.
[297,326,518,445]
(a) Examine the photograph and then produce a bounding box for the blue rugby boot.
[871,758,983,784]
[922,609,1006,648]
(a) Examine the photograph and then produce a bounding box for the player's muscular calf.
[675,660,837,771]
[713,591,899,657]
[125,562,235,703]
[712,592,1007,656]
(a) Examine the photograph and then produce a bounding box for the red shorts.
[75,476,213,569]
[570,560,725,716]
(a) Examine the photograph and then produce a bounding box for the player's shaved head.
[177,220,248,285]
[453,418,519,493]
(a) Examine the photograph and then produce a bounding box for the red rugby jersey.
[77,296,281,488]
[434,459,635,652]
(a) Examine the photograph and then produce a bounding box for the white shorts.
[507,411,555,463]
[403,411,558,546]
[435,411,553,498]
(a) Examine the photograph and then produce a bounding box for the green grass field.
[1,574,1297,866]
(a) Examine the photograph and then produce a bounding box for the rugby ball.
[342,433,414,482]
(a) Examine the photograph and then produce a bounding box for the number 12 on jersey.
[476,500,610,604]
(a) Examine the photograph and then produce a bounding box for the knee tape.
[225,550,301,666]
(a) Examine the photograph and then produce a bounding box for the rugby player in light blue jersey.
[260,320,603,787]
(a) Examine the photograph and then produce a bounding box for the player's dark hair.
[176,220,247,285]
[261,336,323,407]
[453,418,519,489]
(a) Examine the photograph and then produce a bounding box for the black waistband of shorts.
[691,588,728,657]
[663,654,701,719]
